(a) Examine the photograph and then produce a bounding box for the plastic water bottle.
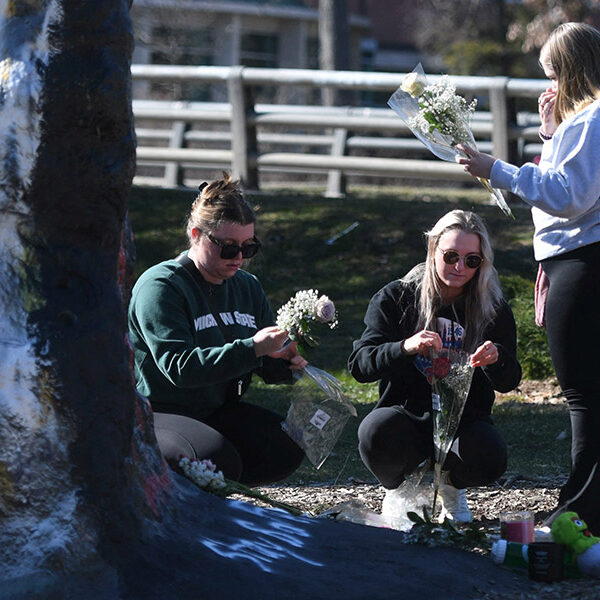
[491,539,583,579]
[491,539,529,567]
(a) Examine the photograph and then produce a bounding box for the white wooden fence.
[131,65,548,196]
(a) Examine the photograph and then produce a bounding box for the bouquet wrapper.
[387,63,513,218]
[388,63,462,163]
[282,365,356,469]
[429,348,475,512]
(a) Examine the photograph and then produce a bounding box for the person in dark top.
[348,210,521,522]
[128,173,306,486]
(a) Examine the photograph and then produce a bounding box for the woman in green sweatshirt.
[128,173,306,485]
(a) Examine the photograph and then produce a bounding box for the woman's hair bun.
[193,181,209,207]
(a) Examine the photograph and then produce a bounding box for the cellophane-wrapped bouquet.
[388,63,513,218]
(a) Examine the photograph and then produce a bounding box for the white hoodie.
[491,99,600,261]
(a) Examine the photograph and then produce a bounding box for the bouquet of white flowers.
[179,457,304,516]
[276,289,338,348]
[388,63,513,218]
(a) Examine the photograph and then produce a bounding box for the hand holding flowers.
[468,340,499,368]
[269,340,308,370]
[253,325,291,357]
[402,329,443,356]
[455,144,496,180]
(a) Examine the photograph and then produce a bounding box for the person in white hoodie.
[458,22,600,534]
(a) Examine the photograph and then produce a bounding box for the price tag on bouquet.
[309,408,331,430]
[281,365,356,469]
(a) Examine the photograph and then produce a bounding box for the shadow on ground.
[5,474,534,600]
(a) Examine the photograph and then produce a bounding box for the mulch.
[243,476,600,599]
[235,380,600,598]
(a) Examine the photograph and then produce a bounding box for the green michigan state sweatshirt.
[128,256,293,418]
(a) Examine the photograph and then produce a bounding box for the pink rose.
[314,295,336,323]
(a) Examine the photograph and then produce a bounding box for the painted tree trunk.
[0,0,170,583]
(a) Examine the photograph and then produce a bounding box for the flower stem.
[228,482,304,516]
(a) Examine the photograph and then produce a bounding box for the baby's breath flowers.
[389,63,513,218]
[178,457,304,516]
[276,289,338,348]
[406,76,477,147]
[179,456,226,492]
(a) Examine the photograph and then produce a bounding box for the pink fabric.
[534,263,550,328]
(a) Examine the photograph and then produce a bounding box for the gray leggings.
[358,405,507,489]
[154,402,304,487]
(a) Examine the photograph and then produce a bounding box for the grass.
[493,397,570,478]
[128,183,570,485]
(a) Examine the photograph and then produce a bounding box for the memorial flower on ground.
[179,457,304,516]
[388,63,513,218]
[276,289,338,348]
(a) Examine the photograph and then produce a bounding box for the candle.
[500,511,535,544]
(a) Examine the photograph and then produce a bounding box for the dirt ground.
[242,380,600,599]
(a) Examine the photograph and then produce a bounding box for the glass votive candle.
[499,510,535,544]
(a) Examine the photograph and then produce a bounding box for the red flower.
[432,357,450,379]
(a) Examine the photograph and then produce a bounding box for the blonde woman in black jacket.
[349,210,521,522]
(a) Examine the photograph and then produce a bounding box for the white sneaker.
[438,478,472,523]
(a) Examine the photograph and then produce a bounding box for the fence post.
[489,77,510,162]
[164,119,187,187]
[325,127,348,198]
[228,66,259,189]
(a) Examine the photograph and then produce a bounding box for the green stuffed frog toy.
[552,511,600,578]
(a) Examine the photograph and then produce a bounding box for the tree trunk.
[0,0,170,583]
[319,0,351,106]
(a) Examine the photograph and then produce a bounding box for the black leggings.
[357,406,507,490]
[542,242,600,531]
[153,402,304,487]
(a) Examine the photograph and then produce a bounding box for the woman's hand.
[538,87,557,138]
[402,330,443,356]
[470,340,499,367]
[269,340,308,371]
[455,144,496,179]
[253,326,290,358]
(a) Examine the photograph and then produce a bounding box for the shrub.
[500,274,553,380]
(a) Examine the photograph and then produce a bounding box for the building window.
[241,33,279,68]
[150,26,213,100]
[307,36,319,70]
[240,33,279,101]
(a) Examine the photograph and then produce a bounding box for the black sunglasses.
[204,231,261,259]
[439,249,483,269]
